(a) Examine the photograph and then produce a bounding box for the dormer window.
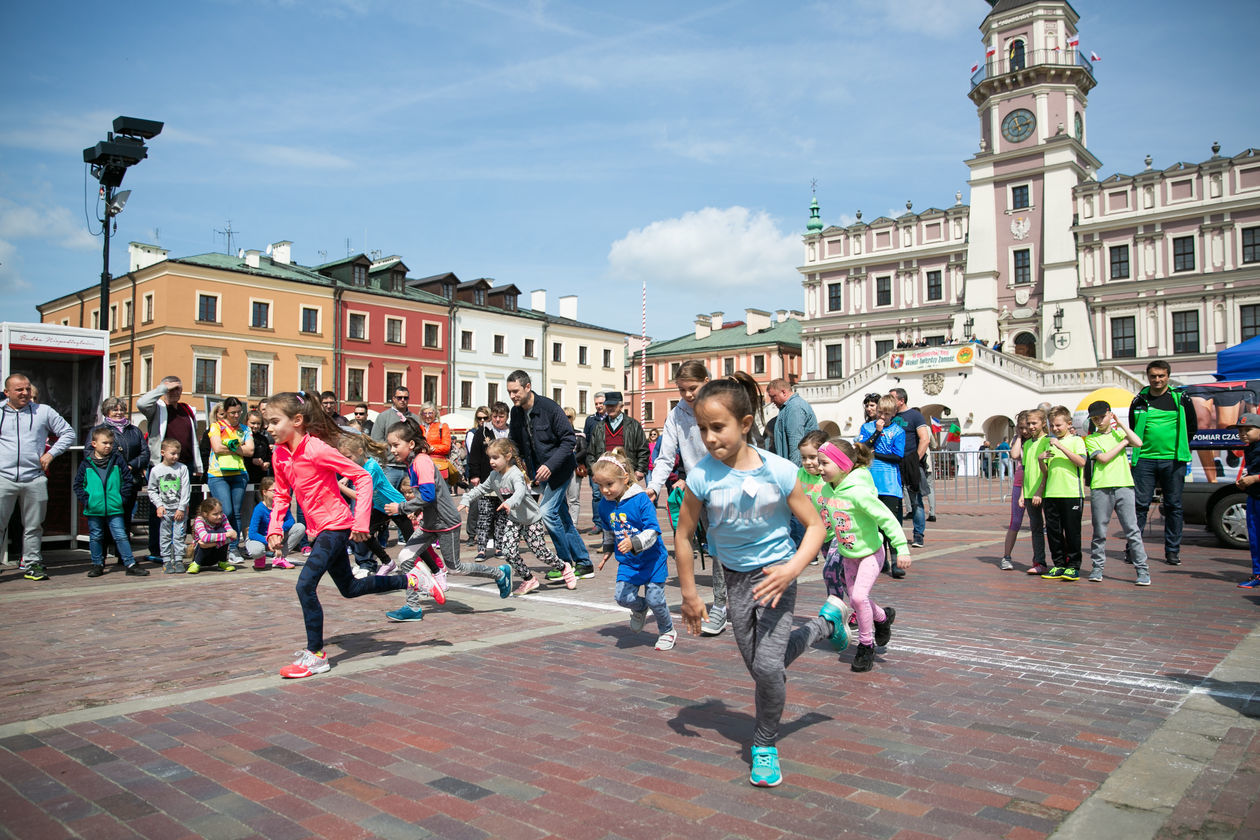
[353,265,367,286]
[474,289,486,306]
[391,270,404,292]
[504,294,517,312]
[442,284,454,300]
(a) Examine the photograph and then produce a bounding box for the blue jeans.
[904,487,926,541]
[298,529,408,652]
[540,480,590,565]
[614,579,673,634]
[88,515,135,567]
[1132,458,1185,556]
[207,472,248,550]
[1247,496,1259,576]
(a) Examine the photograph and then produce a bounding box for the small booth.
[2,322,109,547]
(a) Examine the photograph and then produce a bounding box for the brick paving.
[0,503,1256,839]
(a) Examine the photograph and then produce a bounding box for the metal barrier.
[927,450,1014,505]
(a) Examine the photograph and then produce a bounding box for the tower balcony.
[969,49,1095,99]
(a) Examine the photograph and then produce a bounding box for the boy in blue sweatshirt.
[73,428,148,578]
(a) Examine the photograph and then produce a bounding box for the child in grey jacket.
[147,438,192,573]
[459,438,571,596]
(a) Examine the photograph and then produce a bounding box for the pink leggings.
[844,548,888,646]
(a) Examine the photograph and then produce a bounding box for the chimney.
[775,309,789,323]
[531,289,546,312]
[128,241,168,272]
[245,249,261,269]
[694,314,712,340]
[558,295,577,321]
[710,311,724,331]
[270,240,292,265]
[744,308,772,335]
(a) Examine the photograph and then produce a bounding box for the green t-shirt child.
[797,468,832,541]
[1022,436,1050,500]
[1043,434,1087,498]
[1085,428,1135,489]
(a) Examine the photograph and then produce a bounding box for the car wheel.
[1209,493,1249,550]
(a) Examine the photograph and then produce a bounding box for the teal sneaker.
[1061,568,1080,582]
[386,605,424,622]
[496,565,512,599]
[818,595,852,651]
[749,746,782,787]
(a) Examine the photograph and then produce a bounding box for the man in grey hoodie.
[1,373,76,580]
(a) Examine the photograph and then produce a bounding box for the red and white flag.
[1067,37,1080,47]
[970,62,980,73]
[986,46,997,57]
[1090,50,1102,61]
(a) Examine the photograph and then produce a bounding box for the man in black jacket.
[507,370,593,576]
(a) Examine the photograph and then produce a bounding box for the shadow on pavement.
[1163,673,1260,719]
[667,698,832,747]
[327,630,451,662]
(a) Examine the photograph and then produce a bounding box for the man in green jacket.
[1128,360,1197,566]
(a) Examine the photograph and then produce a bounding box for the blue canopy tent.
[1214,335,1260,380]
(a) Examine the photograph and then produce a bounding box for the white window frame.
[299,305,322,335]
[1008,244,1037,287]
[422,321,440,349]
[578,345,589,366]
[460,329,474,352]
[141,354,153,391]
[109,303,118,332]
[297,355,324,393]
[142,292,154,323]
[552,387,563,404]
[1007,181,1034,213]
[384,366,407,403]
[602,348,613,368]
[345,365,368,402]
[122,299,132,329]
[552,341,564,363]
[460,380,473,409]
[191,345,224,395]
[90,308,100,329]
[523,337,535,358]
[385,316,406,345]
[247,360,273,399]
[493,334,506,355]
[195,290,222,324]
[249,297,274,329]
[346,309,370,341]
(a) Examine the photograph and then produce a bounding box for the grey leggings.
[723,564,830,747]
[400,525,502,608]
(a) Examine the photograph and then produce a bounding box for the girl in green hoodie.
[817,439,912,672]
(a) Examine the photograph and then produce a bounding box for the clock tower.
[961,0,1101,367]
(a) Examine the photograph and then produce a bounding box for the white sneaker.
[700,605,727,636]
[655,630,678,651]
[279,649,330,679]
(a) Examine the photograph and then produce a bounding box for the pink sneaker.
[376,559,397,576]
[301,547,312,557]
[1027,564,1047,576]
[273,558,295,570]
[434,568,448,596]
[514,577,540,596]
[561,563,577,590]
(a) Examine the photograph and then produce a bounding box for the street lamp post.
[83,116,162,329]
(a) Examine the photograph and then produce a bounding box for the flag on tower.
[970,61,980,73]
[1090,50,1102,61]
[1067,36,1080,47]
[986,46,997,57]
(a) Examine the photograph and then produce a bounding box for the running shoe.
[1136,571,1152,586]
[1060,568,1079,582]
[749,746,782,787]
[186,561,201,574]
[124,564,150,577]
[999,557,1014,570]
[1088,568,1104,582]
[273,558,295,570]
[873,606,896,647]
[544,567,566,583]
[216,560,236,572]
[280,649,330,678]
[851,642,876,672]
[818,596,852,651]
[408,569,445,605]
[434,568,447,594]
[22,563,49,581]
[1237,575,1260,588]
[87,566,105,578]
[1041,566,1066,580]
[172,560,186,574]
[376,559,398,576]
[386,605,425,622]
[164,561,176,574]
[561,562,577,590]
[654,630,677,651]
[514,577,541,596]
[1027,564,1048,576]
[574,564,596,579]
[629,609,647,632]
[700,605,728,636]
[496,565,512,599]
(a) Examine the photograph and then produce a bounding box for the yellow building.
[38,242,336,407]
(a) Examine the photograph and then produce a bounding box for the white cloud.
[607,206,798,293]
[0,198,98,251]
[238,143,354,170]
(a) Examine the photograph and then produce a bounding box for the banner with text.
[888,345,977,373]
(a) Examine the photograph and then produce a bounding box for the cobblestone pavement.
[0,503,1256,839]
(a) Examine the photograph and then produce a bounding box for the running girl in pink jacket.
[264,391,425,679]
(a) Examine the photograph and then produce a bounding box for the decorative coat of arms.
[923,372,945,396]
[1011,216,1031,241]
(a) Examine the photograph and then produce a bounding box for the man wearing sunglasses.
[348,403,373,436]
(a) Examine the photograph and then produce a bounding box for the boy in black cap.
[1233,412,1260,588]
[1084,400,1151,586]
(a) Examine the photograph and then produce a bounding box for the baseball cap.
[603,391,623,405]
[1232,412,1260,429]
[1087,400,1111,417]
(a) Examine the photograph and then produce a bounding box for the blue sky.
[2,0,1257,342]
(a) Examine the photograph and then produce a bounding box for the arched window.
[1013,331,1037,358]
[1009,39,1026,71]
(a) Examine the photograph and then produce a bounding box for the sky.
[2,0,1258,342]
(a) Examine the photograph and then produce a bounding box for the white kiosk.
[1,322,110,547]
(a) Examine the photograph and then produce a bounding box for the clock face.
[1001,108,1036,143]
[1074,112,1084,141]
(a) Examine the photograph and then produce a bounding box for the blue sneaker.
[1238,575,1260,588]
[818,595,852,651]
[496,565,512,599]
[749,745,782,787]
[386,605,424,622]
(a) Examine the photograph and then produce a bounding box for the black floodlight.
[113,116,163,139]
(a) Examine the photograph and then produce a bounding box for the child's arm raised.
[674,488,708,635]
[751,484,825,608]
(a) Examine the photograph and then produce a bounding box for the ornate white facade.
[797,0,1260,440]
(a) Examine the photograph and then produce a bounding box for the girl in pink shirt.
[264,391,424,679]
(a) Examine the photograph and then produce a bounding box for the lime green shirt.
[1022,436,1049,499]
[797,468,831,541]
[1043,434,1086,498]
[1085,428,1134,490]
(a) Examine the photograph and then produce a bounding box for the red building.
[315,255,452,412]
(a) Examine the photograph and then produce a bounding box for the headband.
[595,454,630,477]
[818,442,853,473]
